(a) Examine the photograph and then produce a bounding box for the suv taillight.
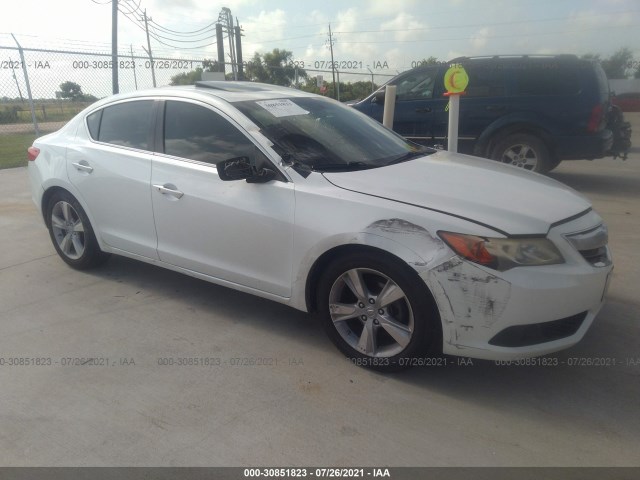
[27,146,40,161]
[587,104,603,133]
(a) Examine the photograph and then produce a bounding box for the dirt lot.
[0,114,638,467]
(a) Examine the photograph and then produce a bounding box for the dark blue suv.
[352,55,631,173]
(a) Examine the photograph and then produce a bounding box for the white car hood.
[322,151,592,235]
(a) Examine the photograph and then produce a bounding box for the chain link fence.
[0,36,396,168]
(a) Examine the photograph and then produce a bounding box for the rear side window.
[512,65,580,96]
[97,100,154,150]
[462,64,505,97]
[163,100,255,164]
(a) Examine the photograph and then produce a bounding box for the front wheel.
[491,133,551,174]
[45,191,110,270]
[317,252,441,371]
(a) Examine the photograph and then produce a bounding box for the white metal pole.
[447,94,460,152]
[382,85,396,129]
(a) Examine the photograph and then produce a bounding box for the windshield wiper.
[385,149,431,166]
[311,161,375,172]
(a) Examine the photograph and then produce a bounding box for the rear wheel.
[45,191,110,269]
[491,133,551,174]
[318,252,441,371]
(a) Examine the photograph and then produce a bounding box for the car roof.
[90,81,316,109]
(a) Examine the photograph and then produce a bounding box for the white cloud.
[380,12,428,42]
[470,27,489,50]
[239,9,288,57]
[366,0,420,16]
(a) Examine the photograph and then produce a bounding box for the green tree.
[245,49,307,86]
[415,56,441,67]
[601,47,634,79]
[170,67,204,85]
[245,52,270,83]
[56,81,83,101]
[300,80,377,102]
[169,60,225,86]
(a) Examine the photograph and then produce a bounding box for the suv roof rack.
[449,54,579,62]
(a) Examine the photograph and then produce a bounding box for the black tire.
[45,190,110,270]
[490,133,551,174]
[317,251,441,371]
[547,157,562,172]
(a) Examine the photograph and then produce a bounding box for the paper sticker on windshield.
[256,99,309,117]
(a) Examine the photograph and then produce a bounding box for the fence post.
[11,34,40,136]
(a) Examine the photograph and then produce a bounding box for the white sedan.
[27,82,613,370]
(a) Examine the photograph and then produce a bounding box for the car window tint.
[513,66,580,96]
[463,65,505,97]
[164,101,255,164]
[98,100,154,150]
[86,110,102,140]
[395,69,435,101]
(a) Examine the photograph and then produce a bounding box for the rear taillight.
[27,146,40,161]
[587,104,603,133]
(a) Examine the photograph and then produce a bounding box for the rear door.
[66,99,159,259]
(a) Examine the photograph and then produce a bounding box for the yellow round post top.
[443,64,469,95]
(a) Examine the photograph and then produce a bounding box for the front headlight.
[438,231,565,272]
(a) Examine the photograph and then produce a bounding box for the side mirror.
[372,90,385,104]
[216,156,253,181]
[246,167,277,184]
[216,156,277,184]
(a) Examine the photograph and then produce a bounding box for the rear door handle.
[153,184,184,199]
[72,162,93,173]
[486,105,507,112]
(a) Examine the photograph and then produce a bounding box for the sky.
[0,0,639,96]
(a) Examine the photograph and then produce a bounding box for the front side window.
[394,69,436,101]
[163,100,255,164]
[97,100,154,150]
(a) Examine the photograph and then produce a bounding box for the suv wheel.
[317,252,441,371]
[491,133,551,174]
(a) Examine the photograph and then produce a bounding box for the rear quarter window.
[511,65,581,96]
[86,110,102,140]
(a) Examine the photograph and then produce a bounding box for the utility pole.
[218,8,237,80]
[235,18,244,80]
[112,0,119,94]
[327,24,337,101]
[142,9,156,87]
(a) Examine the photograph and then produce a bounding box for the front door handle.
[153,184,184,199]
[415,107,432,113]
[72,162,93,173]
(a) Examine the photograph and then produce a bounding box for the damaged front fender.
[422,256,512,350]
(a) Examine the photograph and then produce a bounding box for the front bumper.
[424,210,613,360]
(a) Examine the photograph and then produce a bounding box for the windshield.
[234,96,432,171]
